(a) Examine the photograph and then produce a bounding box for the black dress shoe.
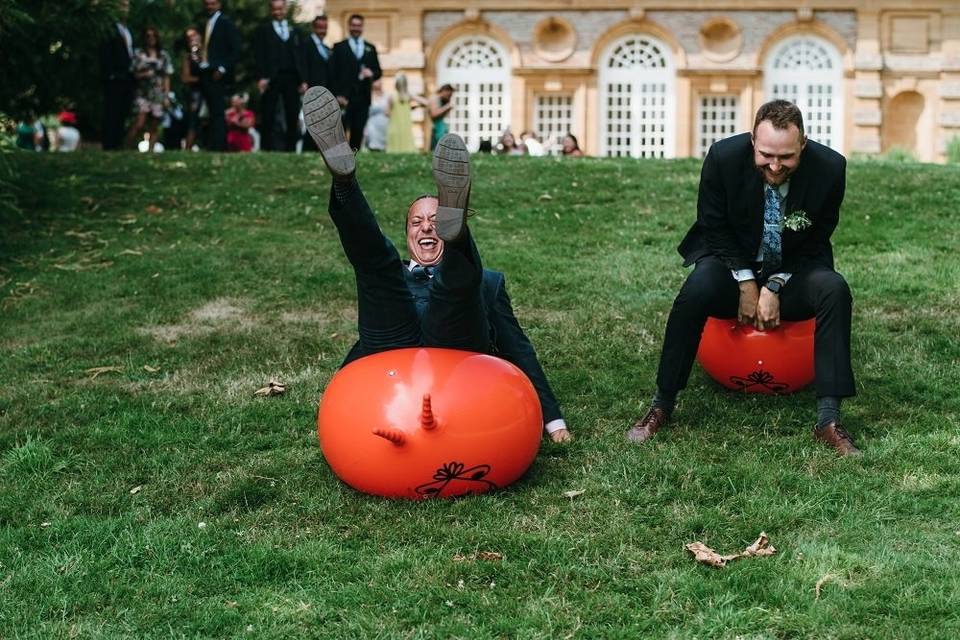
[302,86,355,179]
[432,133,471,242]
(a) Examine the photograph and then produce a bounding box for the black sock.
[332,176,357,204]
[652,388,676,415]
[816,396,842,428]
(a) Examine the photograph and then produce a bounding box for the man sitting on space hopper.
[303,86,571,443]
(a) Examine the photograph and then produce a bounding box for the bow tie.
[411,265,434,280]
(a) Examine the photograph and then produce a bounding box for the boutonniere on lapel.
[782,210,812,232]
[364,44,372,52]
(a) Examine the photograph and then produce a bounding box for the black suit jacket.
[678,132,846,274]
[341,269,563,424]
[253,21,305,81]
[204,13,242,82]
[302,36,332,88]
[99,24,133,83]
[330,38,381,106]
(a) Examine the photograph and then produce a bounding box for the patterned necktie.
[761,185,783,275]
[411,265,434,281]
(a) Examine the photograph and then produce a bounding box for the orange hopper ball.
[317,348,543,499]
[696,317,815,394]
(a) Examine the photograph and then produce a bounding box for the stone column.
[852,9,883,156]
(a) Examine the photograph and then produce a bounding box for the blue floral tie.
[761,186,782,275]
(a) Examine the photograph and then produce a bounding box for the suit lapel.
[746,151,765,249]
[785,147,810,215]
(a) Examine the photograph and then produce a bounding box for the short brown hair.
[753,100,804,138]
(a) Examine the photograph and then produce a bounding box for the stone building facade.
[303,1,960,162]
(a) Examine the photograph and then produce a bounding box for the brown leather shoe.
[626,407,669,443]
[813,422,862,457]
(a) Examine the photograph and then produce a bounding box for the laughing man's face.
[406,197,443,267]
[752,120,806,187]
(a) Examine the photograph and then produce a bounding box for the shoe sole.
[302,86,355,178]
[432,133,471,242]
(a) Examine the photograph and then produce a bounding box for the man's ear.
[800,134,807,150]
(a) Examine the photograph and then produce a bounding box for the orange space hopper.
[697,317,816,394]
[317,348,543,499]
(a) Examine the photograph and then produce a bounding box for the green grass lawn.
[2,151,960,638]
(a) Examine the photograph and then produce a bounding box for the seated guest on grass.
[628,100,860,456]
[302,86,571,443]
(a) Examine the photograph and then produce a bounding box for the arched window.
[764,35,844,151]
[437,36,511,152]
[599,35,676,158]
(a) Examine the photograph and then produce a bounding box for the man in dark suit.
[629,100,859,456]
[253,0,307,152]
[198,0,241,151]
[99,0,134,150]
[300,14,332,152]
[330,13,381,151]
[302,86,571,443]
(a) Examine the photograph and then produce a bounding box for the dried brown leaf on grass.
[143,365,160,373]
[563,489,586,499]
[254,379,286,397]
[86,366,123,379]
[686,532,777,568]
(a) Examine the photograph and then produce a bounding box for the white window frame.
[598,34,676,158]
[696,94,740,157]
[764,35,844,152]
[437,36,512,152]
[533,94,575,155]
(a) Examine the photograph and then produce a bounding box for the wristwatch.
[764,278,784,295]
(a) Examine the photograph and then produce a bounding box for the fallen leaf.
[40,522,52,528]
[145,205,162,215]
[143,365,160,373]
[86,366,123,379]
[563,489,586,499]
[686,532,777,569]
[685,542,738,568]
[538,193,553,201]
[741,532,776,557]
[254,379,286,397]
[118,249,143,256]
[129,485,143,494]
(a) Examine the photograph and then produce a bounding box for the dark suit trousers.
[343,101,369,151]
[102,79,134,150]
[330,186,490,354]
[200,70,227,151]
[656,256,856,398]
[260,70,301,152]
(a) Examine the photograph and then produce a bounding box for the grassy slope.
[1,152,959,638]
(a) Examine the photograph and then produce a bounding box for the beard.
[754,162,796,186]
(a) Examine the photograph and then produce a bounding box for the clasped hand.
[737,281,780,330]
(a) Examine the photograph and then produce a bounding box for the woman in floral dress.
[126,26,173,152]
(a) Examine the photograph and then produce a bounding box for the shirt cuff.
[217,66,226,74]
[199,62,210,69]
[544,418,567,435]
[769,272,792,284]
[731,269,756,282]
